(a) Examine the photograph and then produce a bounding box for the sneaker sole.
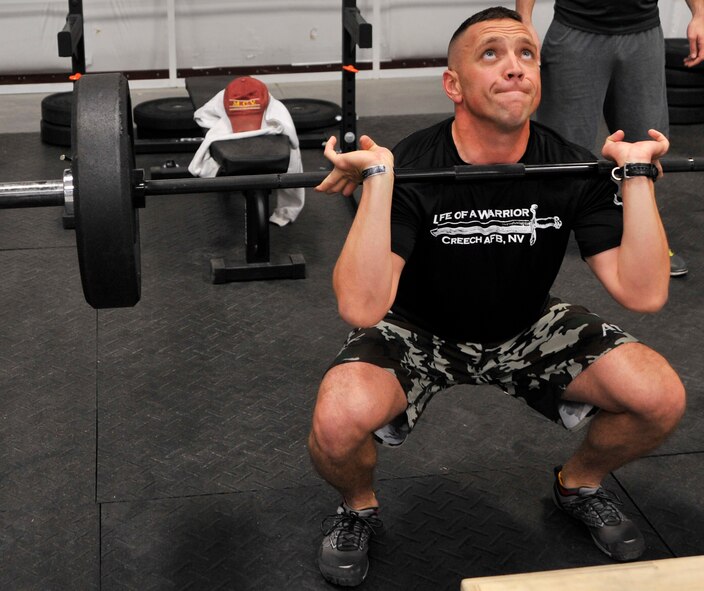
[318,562,369,587]
[590,531,645,562]
[318,548,369,587]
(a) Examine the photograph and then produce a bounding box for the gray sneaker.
[670,250,688,277]
[553,467,645,561]
[318,503,382,586]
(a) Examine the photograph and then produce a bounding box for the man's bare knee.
[624,350,686,429]
[310,362,406,460]
[645,374,686,431]
[567,343,686,428]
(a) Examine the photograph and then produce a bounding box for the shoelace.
[569,488,625,526]
[321,511,382,551]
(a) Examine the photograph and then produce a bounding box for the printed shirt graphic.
[388,119,622,343]
[430,203,562,246]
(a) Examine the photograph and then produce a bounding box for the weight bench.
[207,134,305,283]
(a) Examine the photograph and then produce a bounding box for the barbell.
[1,72,703,310]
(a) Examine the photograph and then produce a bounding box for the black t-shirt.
[389,118,621,344]
[554,0,660,34]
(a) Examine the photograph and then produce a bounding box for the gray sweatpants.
[538,20,668,151]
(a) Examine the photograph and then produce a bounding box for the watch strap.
[611,162,658,181]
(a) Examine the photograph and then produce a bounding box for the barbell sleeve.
[0,179,65,209]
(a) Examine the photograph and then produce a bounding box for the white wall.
[2,1,69,73]
[0,1,693,80]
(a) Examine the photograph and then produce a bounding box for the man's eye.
[521,49,534,59]
[483,50,496,59]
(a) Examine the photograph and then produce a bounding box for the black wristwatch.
[611,162,659,182]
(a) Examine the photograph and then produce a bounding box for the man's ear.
[443,69,462,104]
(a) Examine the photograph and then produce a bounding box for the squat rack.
[56,0,373,154]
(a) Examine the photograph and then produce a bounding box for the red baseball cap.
[223,76,270,132]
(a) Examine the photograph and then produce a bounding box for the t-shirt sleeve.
[390,184,422,261]
[572,175,623,259]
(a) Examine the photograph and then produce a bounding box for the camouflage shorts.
[329,296,638,446]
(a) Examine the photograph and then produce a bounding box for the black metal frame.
[57,0,86,76]
[341,0,372,153]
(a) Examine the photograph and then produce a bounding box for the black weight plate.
[281,98,342,131]
[133,97,200,131]
[40,119,71,147]
[72,73,141,309]
[666,66,704,88]
[667,85,704,106]
[669,104,704,124]
[41,91,73,126]
[665,38,704,70]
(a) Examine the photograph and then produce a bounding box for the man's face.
[445,18,540,130]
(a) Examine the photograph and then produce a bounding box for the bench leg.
[209,188,306,283]
[245,189,270,264]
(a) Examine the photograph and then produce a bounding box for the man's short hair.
[447,6,523,59]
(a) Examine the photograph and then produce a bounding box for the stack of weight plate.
[281,98,342,149]
[133,97,203,140]
[40,91,73,147]
[666,38,704,125]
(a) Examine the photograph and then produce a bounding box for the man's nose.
[506,54,525,79]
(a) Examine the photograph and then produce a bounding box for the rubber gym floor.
[0,86,703,590]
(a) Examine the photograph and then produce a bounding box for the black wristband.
[611,162,658,182]
[361,165,387,180]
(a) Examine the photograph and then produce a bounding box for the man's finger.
[315,166,341,193]
[358,135,376,150]
[605,129,625,142]
[323,135,338,158]
[684,34,704,66]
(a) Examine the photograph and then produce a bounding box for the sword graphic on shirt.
[430,204,561,245]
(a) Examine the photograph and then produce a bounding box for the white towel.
[188,91,304,226]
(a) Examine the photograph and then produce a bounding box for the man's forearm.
[515,0,537,22]
[686,0,704,17]
[616,177,670,308]
[333,173,397,327]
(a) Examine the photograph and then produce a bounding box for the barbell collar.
[63,169,74,207]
